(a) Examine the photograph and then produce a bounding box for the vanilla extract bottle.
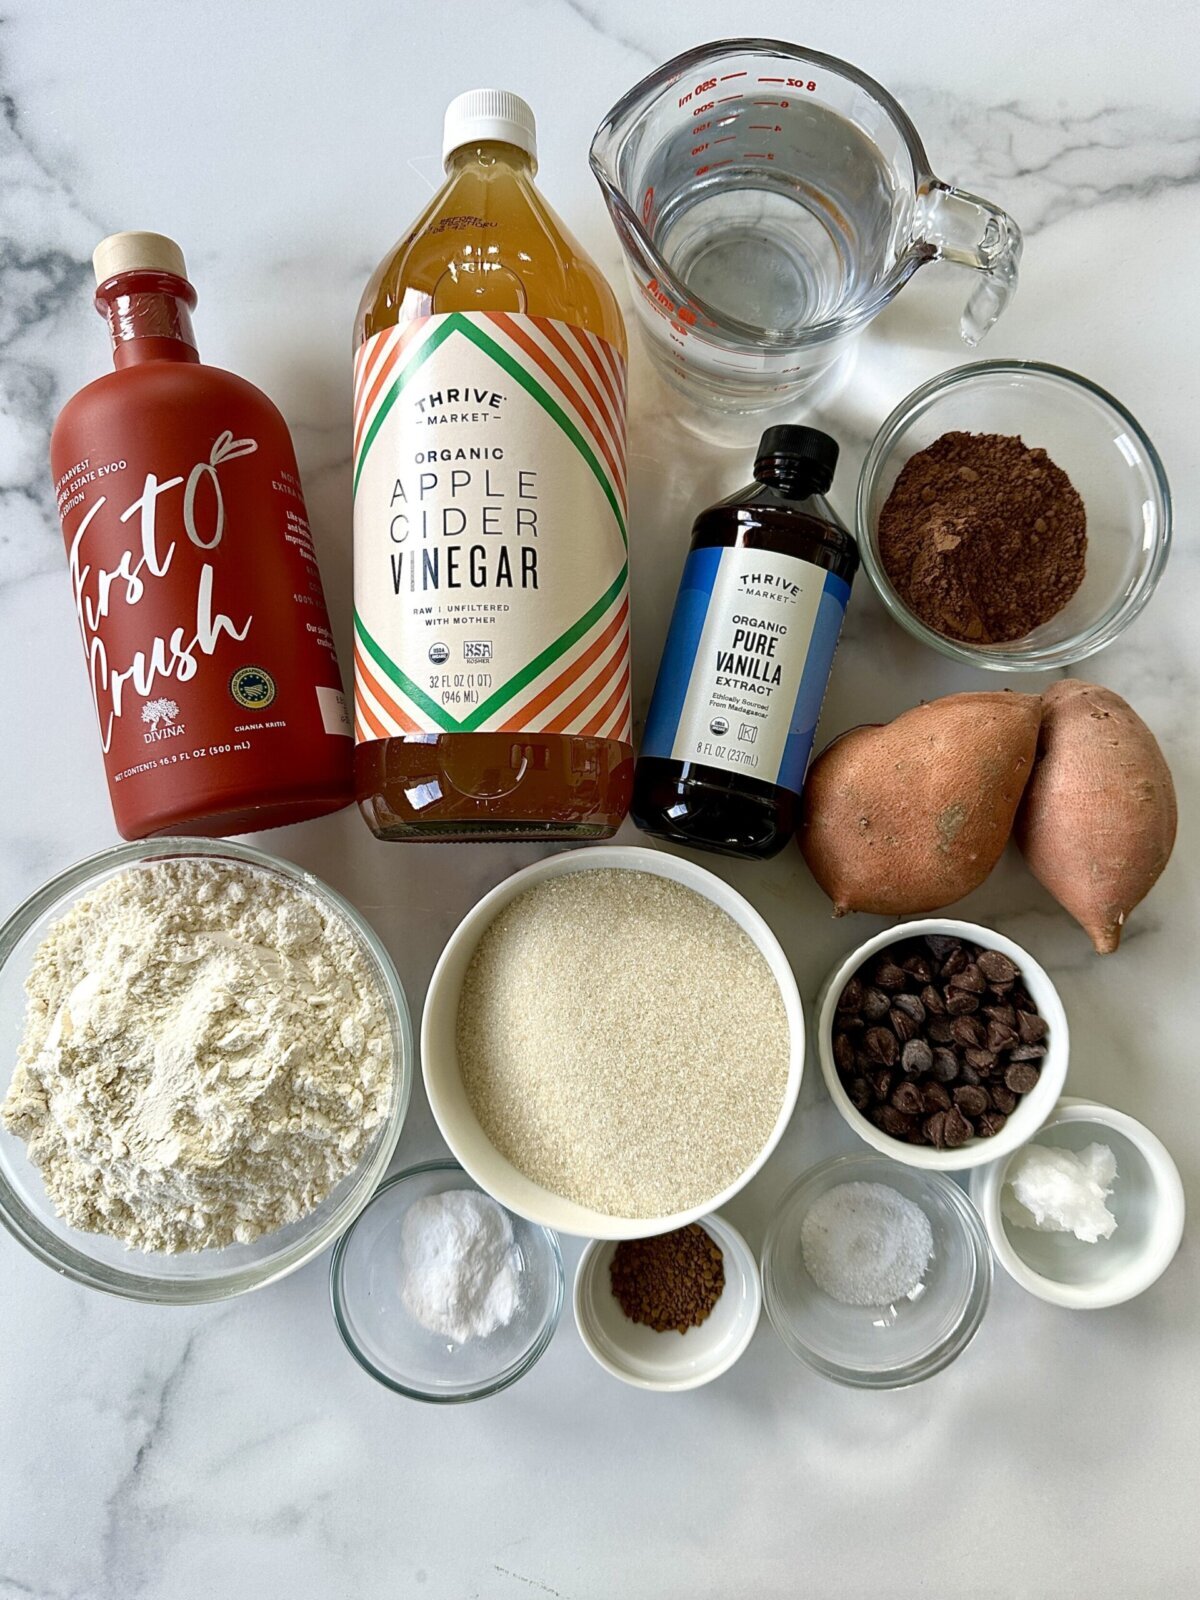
[352,90,632,841]
[633,427,858,859]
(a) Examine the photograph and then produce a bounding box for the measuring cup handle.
[917,182,1023,346]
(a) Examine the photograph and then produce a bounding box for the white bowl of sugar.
[421,846,805,1240]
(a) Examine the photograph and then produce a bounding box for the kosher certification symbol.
[229,665,277,710]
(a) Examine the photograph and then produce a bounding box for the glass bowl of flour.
[0,838,412,1302]
[330,1159,564,1402]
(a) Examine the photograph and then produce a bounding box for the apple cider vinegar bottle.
[352,90,632,841]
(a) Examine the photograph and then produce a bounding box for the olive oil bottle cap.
[443,89,537,167]
[93,231,188,286]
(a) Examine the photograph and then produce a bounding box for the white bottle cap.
[93,231,188,286]
[442,89,537,167]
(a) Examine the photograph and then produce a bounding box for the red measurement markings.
[714,135,735,143]
[744,153,773,159]
[719,70,747,79]
[717,94,743,102]
[752,99,788,108]
[757,75,785,82]
[748,124,780,131]
[694,159,733,174]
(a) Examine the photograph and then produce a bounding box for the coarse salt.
[801,1181,934,1307]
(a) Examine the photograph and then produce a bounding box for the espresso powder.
[877,432,1086,644]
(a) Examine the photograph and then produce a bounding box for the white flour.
[1,859,393,1253]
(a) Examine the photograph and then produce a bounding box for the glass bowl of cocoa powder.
[856,361,1171,670]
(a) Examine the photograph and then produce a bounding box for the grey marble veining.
[0,2,1197,1597]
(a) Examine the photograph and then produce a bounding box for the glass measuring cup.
[590,41,1023,411]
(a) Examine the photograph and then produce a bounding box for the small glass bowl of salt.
[330,1159,564,1402]
[761,1152,991,1388]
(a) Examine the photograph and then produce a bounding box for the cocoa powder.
[877,431,1086,644]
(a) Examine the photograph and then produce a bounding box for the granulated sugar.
[456,870,791,1218]
[800,1181,934,1307]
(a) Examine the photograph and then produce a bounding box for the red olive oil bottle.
[632,426,857,859]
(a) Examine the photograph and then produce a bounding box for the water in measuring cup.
[648,95,908,334]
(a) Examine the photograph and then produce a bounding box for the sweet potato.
[1014,680,1177,953]
[799,691,1042,916]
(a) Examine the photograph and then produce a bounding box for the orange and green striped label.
[351,312,630,743]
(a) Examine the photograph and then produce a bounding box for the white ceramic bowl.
[968,1097,1185,1310]
[817,919,1068,1172]
[422,845,804,1240]
[573,1213,761,1391]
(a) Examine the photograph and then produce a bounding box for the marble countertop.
[1,3,1196,1595]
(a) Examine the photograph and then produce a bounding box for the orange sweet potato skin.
[799,691,1042,915]
[1014,680,1177,953]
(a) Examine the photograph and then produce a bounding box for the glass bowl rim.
[329,1157,566,1404]
[0,836,413,1303]
[854,358,1173,671]
[761,1150,992,1388]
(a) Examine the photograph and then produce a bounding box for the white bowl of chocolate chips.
[817,919,1069,1172]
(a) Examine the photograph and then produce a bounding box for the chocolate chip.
[923,1110,948,1147]
[949,962,986,993]
[976,950,1019,985]
[873,960,908,991]
[1004,1062,1040,1095]
[848,1077,873,1111]
[988,1084,1018,1114]
[928,1017,956,1043]
[986,1020,1019,1053]
[862,987,892,1021]
[891,992,926,1026]
[932,1048,960,1083]
[867,1068,894,1102]
[922,1080,952,1112]
[945,988,980,1015]
[890,1007,920,1044]
[953,1085,989,1117]
[901,1037,934,1076]
[864,1026,899,1067]
[924,935,960,960]
[834,1033,856,1075]
[941,1106,974,1147]
[871,1105,918,1138]
[901,954,934,984]
[1008,1043,1047,1062]
[984,1003,1016,1027]
[951,1015,987,1050]
[958,1063,981,1087]
[940,947,969,979]
[921,985,947,1016]
[836,976,864,1012]
[1016,1010,1048,1045]
[963,1047,997,1075]
[891,1080,924,1116]
[977,1111,1008,1138]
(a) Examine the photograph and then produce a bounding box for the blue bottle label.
[641,545,850,796]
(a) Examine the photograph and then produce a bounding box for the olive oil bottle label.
[352,313,630,743]
[641,546,850,796]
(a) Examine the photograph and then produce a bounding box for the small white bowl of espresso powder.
[422,848,803,1239]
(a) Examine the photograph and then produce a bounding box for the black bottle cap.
[754,425,839,493]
